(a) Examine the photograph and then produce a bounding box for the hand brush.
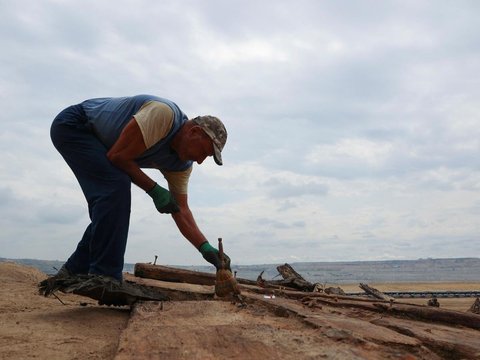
[215,238,240,297]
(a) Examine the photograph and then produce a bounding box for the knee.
[107,176,132,205]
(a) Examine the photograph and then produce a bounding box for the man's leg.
[64,224,93,275]
[51,105,131,281]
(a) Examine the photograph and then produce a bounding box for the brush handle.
[218,238,224,269]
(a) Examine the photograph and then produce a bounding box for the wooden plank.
[374,302,480,330]
[134,263,217,285]
[134,263,261,287]
[124,273,214,301]
[226,291,422,348]
[371,317,480,359]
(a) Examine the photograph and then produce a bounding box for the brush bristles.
[215,269,240,297]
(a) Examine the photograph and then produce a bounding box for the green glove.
[199,241,231,271]
[147,183,180,214]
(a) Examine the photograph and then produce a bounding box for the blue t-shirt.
[81,95,192,171]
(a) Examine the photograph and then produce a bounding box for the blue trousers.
[50,104,131,281]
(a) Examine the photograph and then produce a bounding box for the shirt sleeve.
[161,167,192,194]
[134,101,174,149]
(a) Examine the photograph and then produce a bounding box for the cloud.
[0,0,479,264]
[35,204,84,225]
[253,217,306,230]
[0,187,15,205]
[307,138,393,168]
[266,178,328,199]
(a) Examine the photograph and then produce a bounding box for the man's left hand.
[147,183,180,214]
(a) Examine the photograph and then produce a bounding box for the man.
[49,94,230,283]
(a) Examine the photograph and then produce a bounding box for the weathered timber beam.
[276,263,316,291]
[124,273,214,301]
[244,284,389,303]
[371,317,480,359]
[134,263,399,305]
[359,283,394,301]
[134,263,216,285]
[277,263,307,281]
[374,302,480,330]
[135,263,322,293]
[134,263,264,287]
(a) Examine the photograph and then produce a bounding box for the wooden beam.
[134,263,217,285]
[359,283,394,301]
[124,273,214,300]
[374,302,480,330]
[134,263,266,287]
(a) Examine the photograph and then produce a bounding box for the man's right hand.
[199,241,231,271]
[147,183,180,214]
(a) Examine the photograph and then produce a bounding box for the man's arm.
[171,192,230,270]
[106,118,155,192]
[107,118,178,213]
[170,192,208,248]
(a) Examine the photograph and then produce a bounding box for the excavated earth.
[1,262,480,360]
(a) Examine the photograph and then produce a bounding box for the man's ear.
[189,125,204,138]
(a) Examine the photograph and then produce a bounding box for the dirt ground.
[1,261,479,360]
[0,262,130,360]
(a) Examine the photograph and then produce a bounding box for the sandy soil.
[1,261,479,359]
[0,262,129,360]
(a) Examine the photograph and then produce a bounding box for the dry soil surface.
[1,262,479,360]
[0,262,129,360]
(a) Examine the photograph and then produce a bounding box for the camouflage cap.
[192,115,227,165]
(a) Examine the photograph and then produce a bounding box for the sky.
[0,0,479,266]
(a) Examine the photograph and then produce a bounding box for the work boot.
[69,274,169,306]
[56,264,74,277]
[38,264,75,296]
[40,273,169,306]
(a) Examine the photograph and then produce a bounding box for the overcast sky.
[1,0,479,266]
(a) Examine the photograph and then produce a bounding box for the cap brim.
[213,145,223,165]
[200,125,223,165]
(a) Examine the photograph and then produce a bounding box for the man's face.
[181,126,214,164]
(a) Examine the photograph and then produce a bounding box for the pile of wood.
[128,262,480,359]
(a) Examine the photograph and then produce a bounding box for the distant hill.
[1,257,479,283]
[0,257,211,276]
[0,258,66,275]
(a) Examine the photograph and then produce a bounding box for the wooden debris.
[255,271,294,290]
[324,286,346,296]
[124,273,214,301]
[468,297,480,314]
[359,283,394,301]
[253,263,324,291]
[277,263,309,283]
[371,317,480,359]
[135,263,261,287]
[132,263,480,330]
[127,262,480,359]
[276,263,317,291]
[427,296,440,307]
[135,263,216,285]
[374,302,480,330]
